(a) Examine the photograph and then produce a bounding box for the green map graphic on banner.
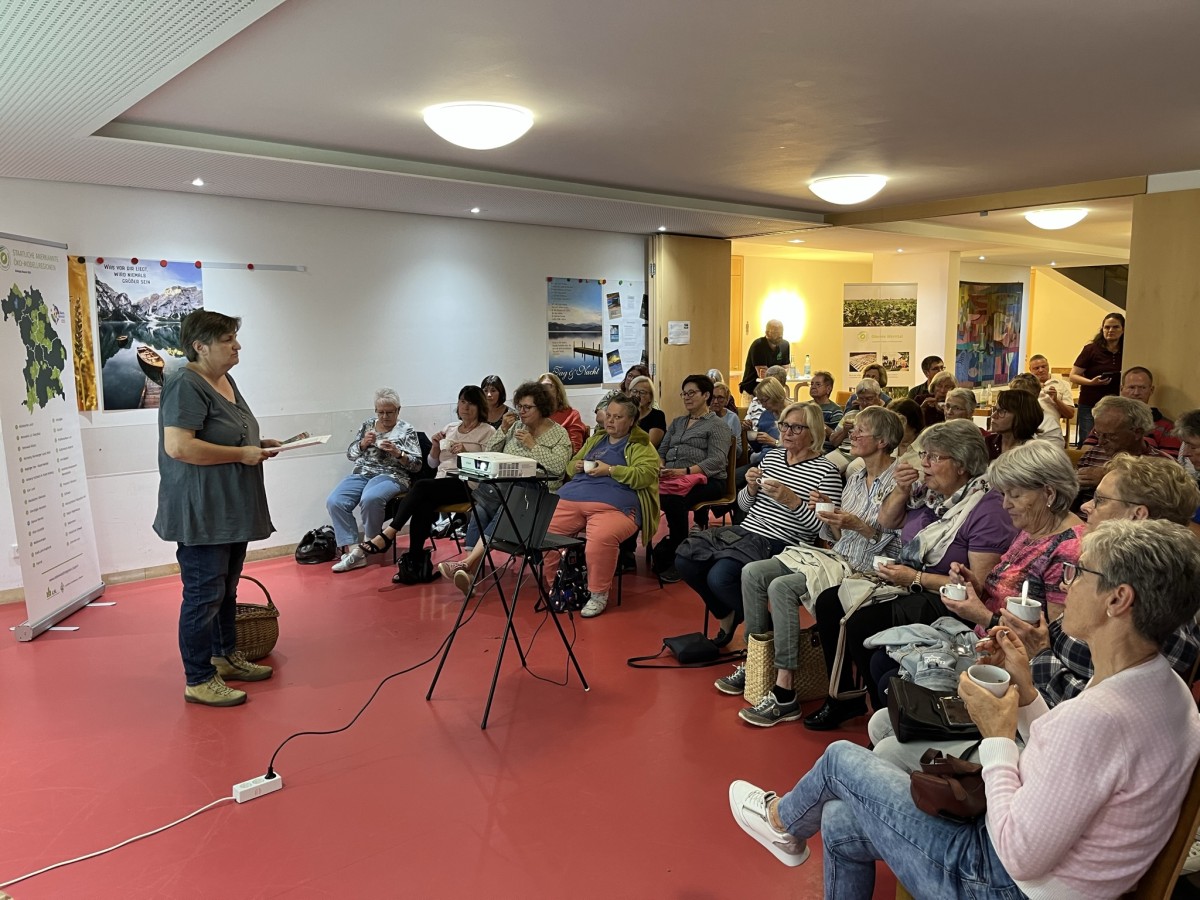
[2,283,68,411]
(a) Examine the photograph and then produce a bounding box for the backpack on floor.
[547,544,590,612]
[393,548,438,585]
[295,525,337,564]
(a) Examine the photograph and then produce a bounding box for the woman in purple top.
[803,420,1017,730]
[1069,312,1124,448]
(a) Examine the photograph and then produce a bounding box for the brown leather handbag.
[909,744,987,823]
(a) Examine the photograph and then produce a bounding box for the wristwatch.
[909,573,923,594]
[988,612,1003,630]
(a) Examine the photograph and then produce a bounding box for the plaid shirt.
[1033,617,1200,708]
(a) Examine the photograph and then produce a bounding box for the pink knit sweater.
[979,654,1200,899]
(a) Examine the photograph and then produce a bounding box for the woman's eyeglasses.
[779,422,809,434]
[375,408,399,416]
[679,389,702,399]
[1061,561,1105,586]
[917,450,951,464]
[516,403,537,412]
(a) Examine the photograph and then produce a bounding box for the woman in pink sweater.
[728,518,1200,899]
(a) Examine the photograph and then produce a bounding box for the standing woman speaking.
[1070,312,1124,448]
[154,310,278,708]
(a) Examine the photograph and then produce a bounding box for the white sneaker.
[728,780,810,867]
[1182,828,1200,875]
[331,549,366,573]
[580,594,608,618]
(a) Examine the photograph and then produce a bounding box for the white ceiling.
[3,0,1198,257]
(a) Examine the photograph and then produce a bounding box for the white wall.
[872,251,961,366]
[0,177,643,590]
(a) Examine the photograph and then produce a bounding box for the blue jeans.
[776,741,1023,900]
[176,542,248,685]
[326,473,405,547]
[674,555,751,619]
[463,483,507,550]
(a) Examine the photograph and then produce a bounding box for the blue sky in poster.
[97,259,202,300]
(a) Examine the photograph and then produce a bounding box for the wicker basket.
[235,575,279,661]
[743,631,776,705]
[794,626,829,702]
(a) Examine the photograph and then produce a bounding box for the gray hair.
[987,440,1079,515]
[1104,454,1200,525]
[946,388,977,413]
[919,419,991,478]
[374,387,400,410]
[1174,410,1200,441]
[766,365,789,385]
[1084,519,1200,645]
[930,371,957,392]
[855,406,906,453]
[779,402,825,454]
[1093,395,1154,435]
[606,393,639,422]
[855,377,881,397]
[706,368,725,384]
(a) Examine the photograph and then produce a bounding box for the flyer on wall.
[842,283,918,392]
[91,258,204,410]
[0,233,105,636]
[601,280,646,384]
[547,277,603,386]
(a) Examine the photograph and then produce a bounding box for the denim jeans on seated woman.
[775,740,1024,900]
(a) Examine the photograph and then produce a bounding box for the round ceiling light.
[808,174,887,205]
[1024,208,1088,230]
[422,102,534,150]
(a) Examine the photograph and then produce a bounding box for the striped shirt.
[736,449,844,546]
[820,461,903,572]
[659,412,732,479]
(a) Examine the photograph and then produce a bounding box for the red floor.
[0,547,898,899]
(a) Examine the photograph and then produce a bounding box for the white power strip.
[232,772,283,803]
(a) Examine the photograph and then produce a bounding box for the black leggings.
[386,478,470,554]
[657,479,727,560]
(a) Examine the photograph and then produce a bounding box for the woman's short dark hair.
[682,374,715,404]
[887,398,923,437]
[621,364,650,392]
[180,310,240,362]
[995,388,1042,441]
[863,364,889,388]
[1092,312,1126,350]
[457,385,487,422]
[480,374,507,405]
[513,381,554,418]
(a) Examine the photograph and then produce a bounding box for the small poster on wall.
[602,280,647,384]
[547,277,603,386]
[842,283,918,390]
[955,281,1023,386]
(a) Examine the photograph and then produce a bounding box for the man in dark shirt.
[738,319,790,397]
[907,355,945,404]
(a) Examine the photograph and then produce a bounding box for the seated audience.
[727,407,905,727]
[843,364,892,410]
[907,355,945,404]
[743,367,788,430]
[747,376,788,456]
[620,363,650,396]
[480,374,511,429]
[326,388,421,566]
[1002,453,1200,708]
[710,381,741,440]
[336,386,495,580]
[1080,366,1181,455]
[675,402,842,649]
[543,394,659,618]
[917,370,957,428]
[651,374,732,583]
[729,517,1200,900]
[437,382,573,593]
[806,370,843,451]
[806,420,1016,730]
[984,387,1041,459]
[942,387,977,424]
[885,398,922,462]
[628,375,666,448]
[539,372,589,453]
[1074,395,1171,507]
[1174,410,1200,534]
[828,378,884,456]
[1028,354,1075,443]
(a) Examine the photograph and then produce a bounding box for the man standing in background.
[738,319,790,398]
[1029,354,1075,443]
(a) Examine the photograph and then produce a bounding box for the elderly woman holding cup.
[729,518,1200,900]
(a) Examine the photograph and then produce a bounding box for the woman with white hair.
[325,387,422,567]
[730,518,1200,900]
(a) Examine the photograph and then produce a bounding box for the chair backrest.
[689,442,738,512]
[1066,446,1086,467]
[413,431,438,481]
[1124,755,1200,898]
[835,390,852,406]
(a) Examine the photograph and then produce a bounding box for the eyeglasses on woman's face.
[679,389,702,399]
[1061,560,1105,586]
[779,422,809,435]
[917,450,952,465]
[516,402,538,412]
[849,429,877,442]
[375,406,399,417]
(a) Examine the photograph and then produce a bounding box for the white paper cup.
[748,430,759,441]
[583,460,599,473]
[440,438,452,451]
[968,664,1010,697]
[1006,596,1042,623]
[940,582,967,601]
[815,502,836,515]
[873,556,897,572]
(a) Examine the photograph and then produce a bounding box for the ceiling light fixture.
[897,248,904,253]
[657,226,667,232]
[422,102,533,150]
[470,207,481,214]
[1024,208,1088,230]
[1050,261,1057,267]
[978,255,986,260]
[191,178,204,187]
[808,174,887,205]
[788,239,805,244]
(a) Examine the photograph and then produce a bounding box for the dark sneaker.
[715,664,747,695]
[802,697,868,731]
[658,565,682,584]
[738,693,803,727]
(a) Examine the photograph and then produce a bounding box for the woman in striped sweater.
[674,402,843,648]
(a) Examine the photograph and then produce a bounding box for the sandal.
[359,532,395,555]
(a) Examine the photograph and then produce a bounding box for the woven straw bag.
[794,626,828,702]
[234,575,279,661]
[743,632,775,705]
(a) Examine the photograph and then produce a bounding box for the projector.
[457,451,539,479]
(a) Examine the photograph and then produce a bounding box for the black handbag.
[295,525,337,564]
[627,632,745,669]
[886,676,981,743]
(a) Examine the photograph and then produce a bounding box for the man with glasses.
[907,355,945,404]
[1078,366,1181,456]
[738,319,790,399]
[1000,453,1200,706]
[807,370,843,451]
[1074,395,1172,509]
